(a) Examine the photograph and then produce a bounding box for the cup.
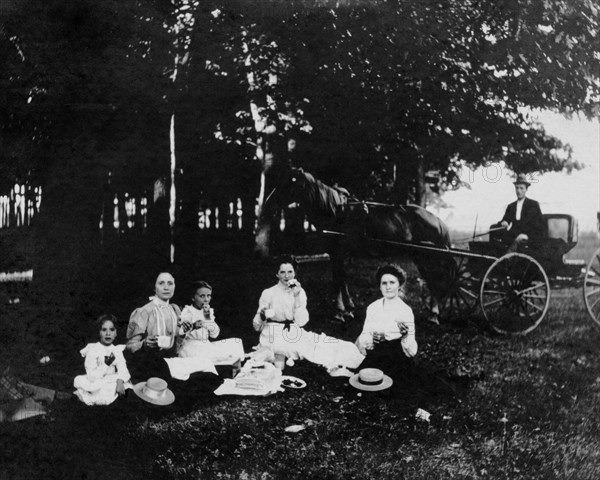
[264,308,275,319]
[373,331,385,343]
[157,335,171,349]
[274,354,286,370]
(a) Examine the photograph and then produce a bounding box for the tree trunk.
[28,137,108,364]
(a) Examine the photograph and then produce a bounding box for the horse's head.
[253,166,304,258]
[253,166,342,257]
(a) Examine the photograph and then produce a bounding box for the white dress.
[252,283,365,370]
[73,343,131,406]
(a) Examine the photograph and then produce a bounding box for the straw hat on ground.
[349,368,393,392]
[133,377,175,406]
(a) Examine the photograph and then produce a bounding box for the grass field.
[1,232,600,479]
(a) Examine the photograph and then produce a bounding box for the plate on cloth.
[281,376,306,389]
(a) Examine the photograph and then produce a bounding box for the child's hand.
[180,320,194,333]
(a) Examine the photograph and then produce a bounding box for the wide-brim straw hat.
[513,173,531,187]
[133,377,175,406]
[349,368,393,392]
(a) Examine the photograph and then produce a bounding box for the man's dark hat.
[513,173,531,187]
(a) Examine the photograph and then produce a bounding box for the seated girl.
[74,314,131,406]
[178,281,244,364]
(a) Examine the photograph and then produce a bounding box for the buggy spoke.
[522,293,547,300]
[459,286,478,299]
[516,283,546,296]
[524,299,544,313]
[584,248,600,327]
[589,295,600,311]
[482,296,506,308]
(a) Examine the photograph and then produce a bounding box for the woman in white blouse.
[355,264,418,387]
[252,255,364,372]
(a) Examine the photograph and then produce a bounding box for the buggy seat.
[543,213,578,256]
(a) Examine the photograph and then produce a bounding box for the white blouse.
[252,283,309,331]
[357,296,417,357]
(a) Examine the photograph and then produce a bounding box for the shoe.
[328,366,353,378]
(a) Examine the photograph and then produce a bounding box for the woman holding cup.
[124,272,222,403]
[125,272,186,381]
[252,255,364,373]
[355,264,417,387]
[252,257,309,369]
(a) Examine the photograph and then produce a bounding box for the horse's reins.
[452,225,509,243]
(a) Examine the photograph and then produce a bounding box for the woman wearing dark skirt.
[355,264,459,407]
[355,265,417,389]
[124,272,221,405]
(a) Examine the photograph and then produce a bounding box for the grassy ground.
[1,233,600,480]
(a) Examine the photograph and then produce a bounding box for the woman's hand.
[398,323,409,338]
[116,379,125,397]
[288,280,301,297]
[144,335,158,349]
[372,332,385,344]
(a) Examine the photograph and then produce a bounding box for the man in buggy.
[491,173,545,252]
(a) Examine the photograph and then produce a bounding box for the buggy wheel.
[584,247,600,326]
[480,253,550,335]
[438,256,481,319]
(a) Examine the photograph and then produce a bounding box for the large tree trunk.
[31,147,104,311]
[27,133,108,361]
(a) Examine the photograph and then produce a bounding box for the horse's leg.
[414,255,444,325]
[340,259,355,319]
[330,243,349,321]
[428,295,441,325]
[341,284,355,317]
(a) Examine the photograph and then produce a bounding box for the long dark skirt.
[358,339,463,410]
[124,347,222,406]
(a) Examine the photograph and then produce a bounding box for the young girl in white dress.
[177,281,244,364]
[73,315,131,406]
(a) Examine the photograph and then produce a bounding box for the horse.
[254,167,455,322]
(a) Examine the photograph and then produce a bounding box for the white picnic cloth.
[164,357,217,381]
[178,338,245,364]
[214,361,283,396]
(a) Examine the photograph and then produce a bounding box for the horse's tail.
[438,216,451,248]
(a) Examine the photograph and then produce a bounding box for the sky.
[431,110,600,233]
